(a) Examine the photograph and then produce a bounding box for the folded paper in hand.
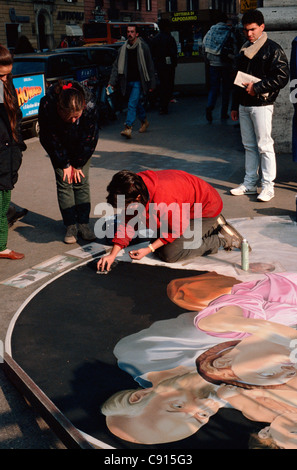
[234,71,268,98]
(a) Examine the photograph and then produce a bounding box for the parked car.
[12,51,99,135]
[53,45,118,80]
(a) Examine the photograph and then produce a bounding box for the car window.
[69,53,91,67]
[110,25,122,40]
[12,60,46,76]
[47,56,73,77]
[89,49,117,66]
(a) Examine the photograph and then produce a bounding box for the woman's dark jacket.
[0,88,26,191]
[232,38,289,109]
[38,82,99,169]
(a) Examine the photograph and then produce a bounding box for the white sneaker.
[257,187,274,202]
[230,184,257,196]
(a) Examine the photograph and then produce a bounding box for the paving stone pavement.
[0,92,296,449]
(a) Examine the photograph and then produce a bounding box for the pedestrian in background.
[151,19,178,115]
[230,9,289,202]
[0,45,26,260]
[203,12,237,122]
[38,80,100,244]
[108,24,155,139]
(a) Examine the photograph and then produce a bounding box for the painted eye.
[171,403,183,409]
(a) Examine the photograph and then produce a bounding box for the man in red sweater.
[97,170,247,271]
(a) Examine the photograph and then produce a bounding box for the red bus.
[83,21,159,45]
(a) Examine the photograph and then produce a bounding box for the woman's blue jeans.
[126,81,146,127]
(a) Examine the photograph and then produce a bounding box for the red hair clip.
[62,83,72,90]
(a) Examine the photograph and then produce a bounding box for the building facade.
[0,0,241,52]
[1,0,85,51]
[84,0,158,24]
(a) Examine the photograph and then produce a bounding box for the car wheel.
[33,120,40,137]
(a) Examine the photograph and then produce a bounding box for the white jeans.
[239,104,276,190]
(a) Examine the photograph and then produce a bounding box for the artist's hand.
[63,166,73,183]
[97,254,116,272]
[129,247,151,260]
[72,168,85,183]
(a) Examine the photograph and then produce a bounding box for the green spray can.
[241,239,249,271]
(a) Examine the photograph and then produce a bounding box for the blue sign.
[13,74,45,119]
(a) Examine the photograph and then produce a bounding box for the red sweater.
[112,170,223,248]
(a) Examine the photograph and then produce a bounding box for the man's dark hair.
[127,24,140,34]
[106,170,149,207]
[242,9,264,27]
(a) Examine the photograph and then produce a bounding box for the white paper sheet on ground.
[66,242,110,259]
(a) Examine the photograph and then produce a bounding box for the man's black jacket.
[232,37,289,110]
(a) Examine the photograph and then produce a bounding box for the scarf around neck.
[118,37,150,81]
[240,31,267,59]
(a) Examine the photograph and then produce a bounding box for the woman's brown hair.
[55,80,85,121]
[0,45,19,142]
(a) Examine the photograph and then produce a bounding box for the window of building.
[146,0,152,11]
[186,0,199,9]
[166,0,178,12]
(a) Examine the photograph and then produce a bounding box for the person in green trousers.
[0,45,26,260]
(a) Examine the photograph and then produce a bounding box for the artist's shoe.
[64,224,78,244]
[257,187,274,202]
[206,106,213,123]
[217,216,251,252]
[78,223,96,241]
[121,125,132,139]
[230,184,257,196]
[0,249,24,260]
[139,119,149,133]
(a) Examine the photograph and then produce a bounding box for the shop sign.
[171,11,198,22]
[57,11,84,21]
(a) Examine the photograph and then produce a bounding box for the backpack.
[220,30,235,63]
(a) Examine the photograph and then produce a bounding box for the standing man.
[230,9,289,202]
[108,24,155,139]
[151,19,178,115]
